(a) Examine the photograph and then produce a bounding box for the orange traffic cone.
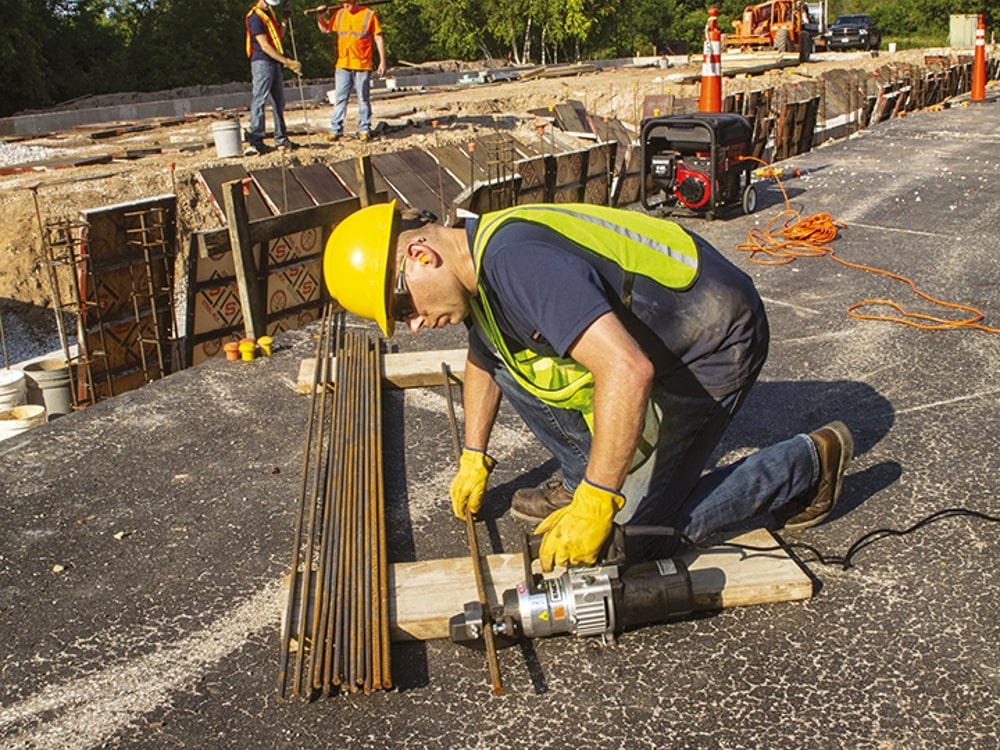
[971,14,987,102]
[699,8,723,113]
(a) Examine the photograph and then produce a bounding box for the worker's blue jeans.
[485,357,818,560]
[330,68,372,136]
[248,59,289,147]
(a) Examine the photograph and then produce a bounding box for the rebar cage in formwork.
[280,309,391,699]
[42,201,180,409]
[42,216,107,410]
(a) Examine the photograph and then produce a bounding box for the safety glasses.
[391,256,415,322]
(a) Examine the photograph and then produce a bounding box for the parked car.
[825,14,881,51]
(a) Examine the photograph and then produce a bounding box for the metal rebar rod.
[350,333,366,691]
[278,302,332,699]
[292,311,337,697]
[466,512,504,695]
[375,342,392,690]
[442,359,503,694]
[361,335,375,694]
[368,335,383,691]
[442,363,462,464]
[311,318,344,691]
[328,331,353,690]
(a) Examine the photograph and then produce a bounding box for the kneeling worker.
[323,202,853,571]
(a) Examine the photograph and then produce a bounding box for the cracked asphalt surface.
[2,101,998,749]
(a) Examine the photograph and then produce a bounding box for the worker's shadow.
[493,378,899,533]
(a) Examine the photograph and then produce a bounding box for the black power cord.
[701,507,1000,570]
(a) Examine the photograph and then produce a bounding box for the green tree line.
[1,0,995,117]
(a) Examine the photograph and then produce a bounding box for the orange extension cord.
[737,156,1000,334]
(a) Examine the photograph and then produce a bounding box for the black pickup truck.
[825,14,882,51]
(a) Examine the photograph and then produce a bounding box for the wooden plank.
[429,144,487,187]
[372,151,443,213]
[389,528,813,641]
[292,163,352,203]
[297,347,467,392]
[196,197,360,258]
[330,158,394,204]
[196,165,271,223]
[224,178,266,339]
[251,166,315,213]
[395,148,464,211]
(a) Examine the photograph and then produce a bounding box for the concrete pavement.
[1,100,998,749]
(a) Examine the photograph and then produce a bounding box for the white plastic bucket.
[0,404,47,441]
[888,42,897,53]
[212,119,242,158]
[24,359,72,420]
[0,369,27,410]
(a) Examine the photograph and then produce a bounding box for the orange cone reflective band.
[699,8,723,113]
[971,14,986,102]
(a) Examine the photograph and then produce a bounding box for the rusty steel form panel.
[71,196,178,404]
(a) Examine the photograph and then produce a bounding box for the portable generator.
[640,113,757,220]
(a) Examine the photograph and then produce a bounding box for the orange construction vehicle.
[723,0,813,61]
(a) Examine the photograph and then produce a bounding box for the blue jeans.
[331,67,372,135]
[471,337,819,561]
[249,59,289,146]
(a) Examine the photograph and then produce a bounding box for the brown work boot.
[510,476,574,523]
[775,421,854,530]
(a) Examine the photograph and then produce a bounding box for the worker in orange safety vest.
[317,0,386,141]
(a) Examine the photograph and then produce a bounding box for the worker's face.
[392,240,470,333]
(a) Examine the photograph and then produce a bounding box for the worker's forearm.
[461,351,502,453]
[375,35,386,65]
[567,311,654,491]
[586,369,651,490]
[258,38,291,66]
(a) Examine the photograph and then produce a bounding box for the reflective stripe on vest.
[470,203,700,446]
[334,7,374,69]
[246,7,284,58]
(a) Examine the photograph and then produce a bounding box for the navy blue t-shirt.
[465,216,768,398]
[248,10,278,63]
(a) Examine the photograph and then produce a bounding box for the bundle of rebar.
[279,307,391,698]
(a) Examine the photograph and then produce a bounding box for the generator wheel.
[742,184,757,215]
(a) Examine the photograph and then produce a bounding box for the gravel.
[0,140,73,167]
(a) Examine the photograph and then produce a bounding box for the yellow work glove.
[449,447,496,520]
[534,478,625,572]
[285,59,303,77]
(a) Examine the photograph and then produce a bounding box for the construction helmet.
[323,201,399,337]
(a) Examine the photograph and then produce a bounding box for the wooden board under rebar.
[389,528,813,641]
[297,347,467,392]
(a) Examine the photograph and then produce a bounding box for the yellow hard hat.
[323,201,398,337]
